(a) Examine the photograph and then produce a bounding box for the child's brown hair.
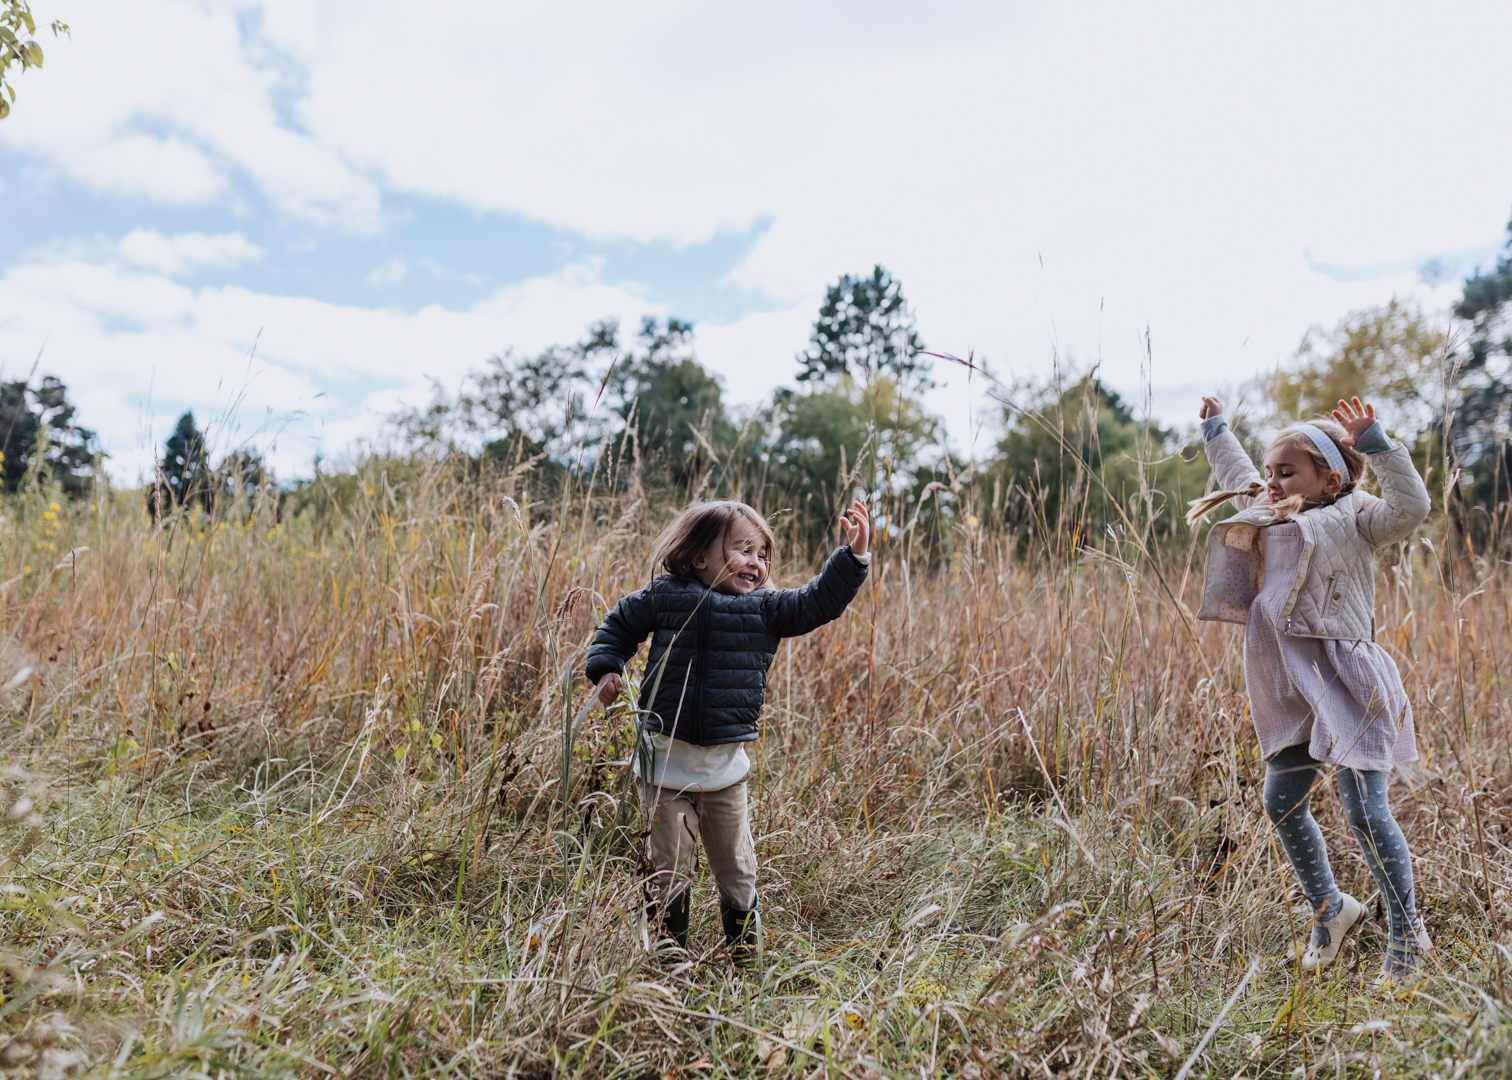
[648,500,777,581]
[1188,417,1366,524]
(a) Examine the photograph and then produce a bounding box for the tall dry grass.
[0,448,1508,1079]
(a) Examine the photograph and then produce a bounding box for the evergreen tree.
[1418,212,1512,545]
[1449,213,1512,479]
[769,269,944,553]
[1456,212,1512,370]
[0,375,99,495]
[797,266,929,389]
[152,411,212,513]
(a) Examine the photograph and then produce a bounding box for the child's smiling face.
[691,514,771,595]
[1263,437,1342,506]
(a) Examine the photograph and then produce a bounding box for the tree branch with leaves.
[0,1,68,119]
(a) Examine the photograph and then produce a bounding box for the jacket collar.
[1219,490,1362,530]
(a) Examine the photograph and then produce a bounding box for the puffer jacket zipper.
[693,598,711,744]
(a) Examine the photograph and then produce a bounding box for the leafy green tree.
[1264,298,1444,437]
[392,317,739,494]
[0,2,68,119]
[762,376,944,550]
[797,266,929,390]
[394,322,611,488]
[989,375,1203,551]
[0,375,98,494]
[603,317,734,487]
[768,269,949,554]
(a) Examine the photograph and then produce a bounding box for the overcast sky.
[1,0,1509,482]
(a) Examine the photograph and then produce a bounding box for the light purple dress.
[1245,522,1416,771]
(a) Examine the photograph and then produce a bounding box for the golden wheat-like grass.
[0,459,1508,1079]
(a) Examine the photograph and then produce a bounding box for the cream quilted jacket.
[1197,424,1431,641]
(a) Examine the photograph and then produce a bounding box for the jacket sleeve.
[1203,420,1264,510]
[1355,442,1431,547]
[762,546,869,639]
[584,587,656,683]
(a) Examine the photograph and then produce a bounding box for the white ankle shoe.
[1370,915,1433,990]
[1371,944,1425,989]
[1300,893,1364,971]
[1410,914,1432,954]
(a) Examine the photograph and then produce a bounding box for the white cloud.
[213,3,1512,390]
[293,1,1512,257]
[696,304,813,406]
[365,257,407,288]
[0,244,671,483]
[117,230,265,277]
[70,134,227,204]
[0,0,381,229]
[0,0,1507,471]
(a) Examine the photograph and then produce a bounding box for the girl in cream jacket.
[1191,396,1431,986]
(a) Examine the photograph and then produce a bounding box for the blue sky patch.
[0,145,778,325]
[1304,243,1503,287]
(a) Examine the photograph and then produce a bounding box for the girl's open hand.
[841,499,870,557]
[1199,396,1223,420]
[595,672,624,708]
[1332,397,1377,447]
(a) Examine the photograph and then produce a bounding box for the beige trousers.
[645,780,757,911]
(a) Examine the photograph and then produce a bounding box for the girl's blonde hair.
[1187,418,1366,524]
[648,500,777,582]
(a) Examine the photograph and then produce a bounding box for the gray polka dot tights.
[1262,743,1419,944]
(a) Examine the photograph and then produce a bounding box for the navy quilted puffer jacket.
[584,546,869,745]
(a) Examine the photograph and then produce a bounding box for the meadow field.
[0,453,1509,1079]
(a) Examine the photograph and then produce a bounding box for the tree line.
[385,215,1512,555]
[390,266,950,550]
[6,212,1512,556]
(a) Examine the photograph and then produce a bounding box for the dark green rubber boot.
[648,887,690,956]
[720,894,760,969]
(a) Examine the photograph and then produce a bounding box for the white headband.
[1286,424,1348,479]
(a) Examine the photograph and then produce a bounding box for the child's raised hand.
[841,499,870,557]
[1199,396,1223,420]
[595,672,624,708]
[1332,397,1377,447]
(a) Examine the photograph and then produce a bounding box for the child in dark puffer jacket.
[586,499,870,967]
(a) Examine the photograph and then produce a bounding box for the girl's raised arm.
[762,545,869,639]
[1335,399,1431,547]
[1199,397,1263,502]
